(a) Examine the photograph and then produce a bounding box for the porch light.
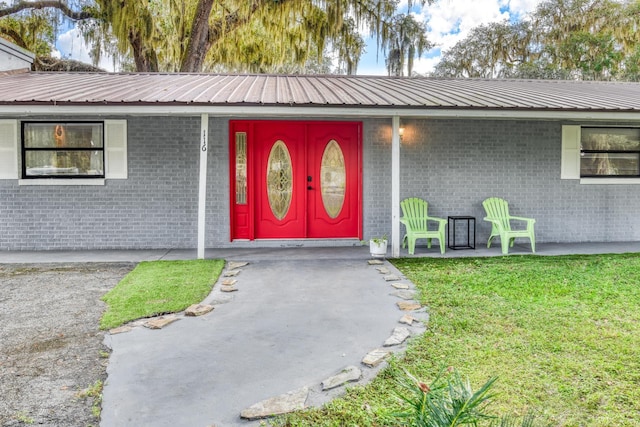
[398,126,405,141]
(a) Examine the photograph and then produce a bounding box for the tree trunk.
[129,28,159,72]
[180,0,267,72]
[180,0,215,73]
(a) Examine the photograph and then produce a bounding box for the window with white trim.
[561,125,640,182]
[0,119,127,183]
[22,122,104,178]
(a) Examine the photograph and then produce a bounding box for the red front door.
[254,122,306,238]
[230,121,362,240]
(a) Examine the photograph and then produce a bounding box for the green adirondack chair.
[482,197,536,255]
[400,198,447,255]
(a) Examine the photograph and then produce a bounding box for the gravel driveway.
[0,263,134,427]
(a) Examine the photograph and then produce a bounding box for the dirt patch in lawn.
[0,263,134,427]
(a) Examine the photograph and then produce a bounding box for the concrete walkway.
[2,242,639,426]
[97,248,425,426]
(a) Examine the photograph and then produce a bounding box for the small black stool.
[447,216,476,250]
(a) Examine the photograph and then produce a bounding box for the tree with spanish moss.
[0,0,434,74]
[384,13,432,76]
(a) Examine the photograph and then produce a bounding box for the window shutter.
[105,119,127,179]
[561,125,580,179]
[0,120,18,179]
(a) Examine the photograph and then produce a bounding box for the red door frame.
[229,121,253,240]
[229,120,363,241]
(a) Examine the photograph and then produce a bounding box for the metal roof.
[1,71,640,112]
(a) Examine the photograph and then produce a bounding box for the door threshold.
[228,239,363,248]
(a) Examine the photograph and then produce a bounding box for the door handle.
[307,186,313,190]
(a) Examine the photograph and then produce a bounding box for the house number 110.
[201,129,207,152]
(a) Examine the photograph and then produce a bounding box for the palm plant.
[392,368,547,427]
[393,367,497,426]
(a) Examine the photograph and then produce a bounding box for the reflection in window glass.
[235,132,247,204]
[320,140,346,218]
[581,153,639,176]
[23,122,104,178]
[580,128,640,177]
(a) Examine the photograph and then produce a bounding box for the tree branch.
[208,0,264,43]
[0,28,27,49]
[0,1,95,20]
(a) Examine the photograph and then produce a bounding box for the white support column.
[197,114,209,259]
[391,116,401,258]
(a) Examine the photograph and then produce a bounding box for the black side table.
[448,216,476,250]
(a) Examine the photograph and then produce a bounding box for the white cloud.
[421,0,510,51]
[508,0,544,17]
[57,27,117,72]
[412,56,442,75]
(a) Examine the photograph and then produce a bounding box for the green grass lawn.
[276,254,640,426]
[100,259,224,330]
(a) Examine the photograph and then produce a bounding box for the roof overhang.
[1,104,639,122]
[0,38,35,63]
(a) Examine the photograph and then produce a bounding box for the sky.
[56,28,118,71]
[55,0,545,74]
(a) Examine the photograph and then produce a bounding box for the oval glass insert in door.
[320,140,346,218]
[266,140,293,220]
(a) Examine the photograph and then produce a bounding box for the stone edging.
[238,258,429,421]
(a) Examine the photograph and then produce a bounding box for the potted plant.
[367,235,388,258]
